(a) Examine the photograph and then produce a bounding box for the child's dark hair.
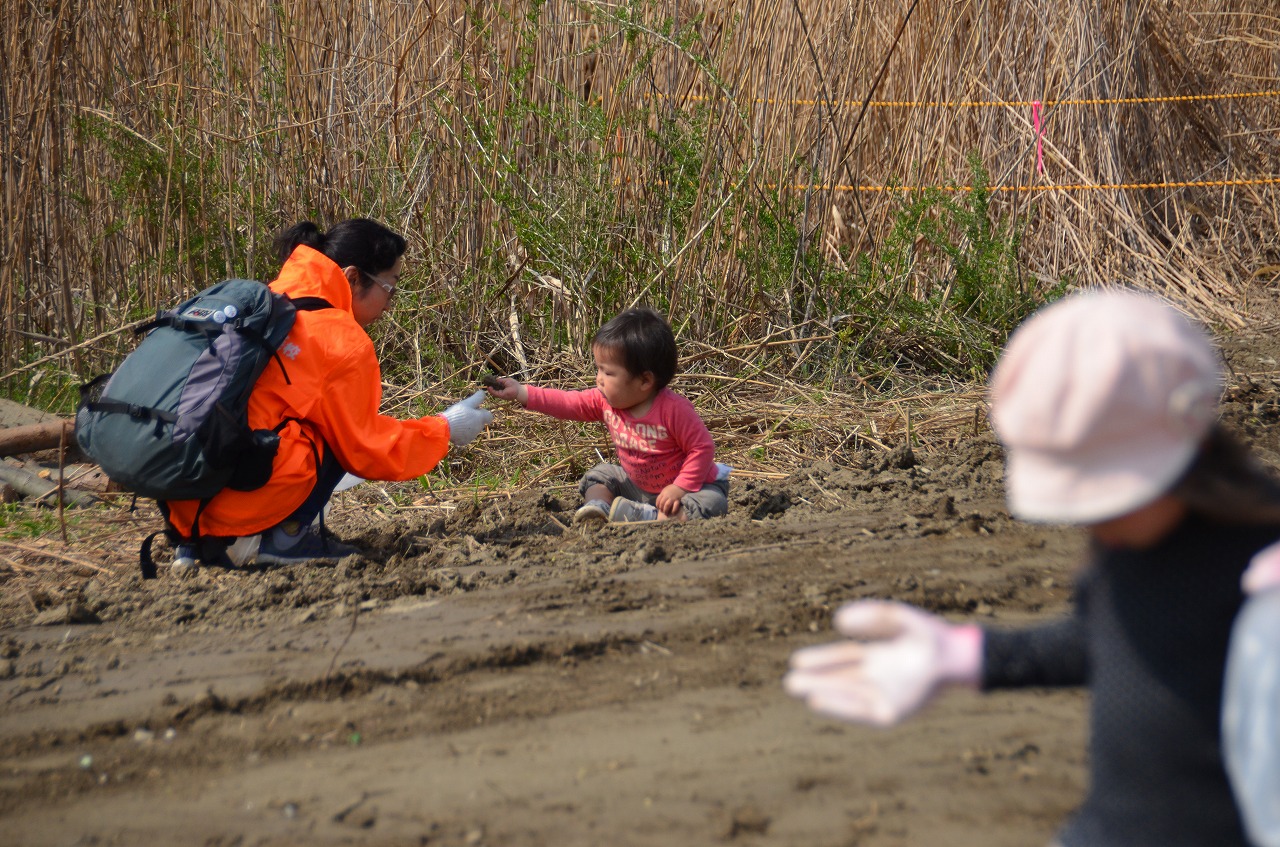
[593,307,678,390]
[1173,425,1280,524]
[273,219,407,290]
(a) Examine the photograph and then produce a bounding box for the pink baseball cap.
[989,288,1224,524]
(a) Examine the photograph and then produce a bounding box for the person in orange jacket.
[163,218,492,567]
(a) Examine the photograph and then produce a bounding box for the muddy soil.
[3,330,1280,847]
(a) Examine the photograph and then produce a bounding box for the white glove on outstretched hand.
[440,390,493,447]
[784,600,983,727]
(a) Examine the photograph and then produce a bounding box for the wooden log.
[0,420,75,457]
[0,397,61,428]
[24,463,116,493]
[0,463,101,508]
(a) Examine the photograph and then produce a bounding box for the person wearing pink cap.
[785,288,1280,847]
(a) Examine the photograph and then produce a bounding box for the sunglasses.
[362,269,397,299]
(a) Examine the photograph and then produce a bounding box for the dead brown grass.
[2,0,1278,474]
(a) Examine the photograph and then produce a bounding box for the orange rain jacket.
[165,245,451,537]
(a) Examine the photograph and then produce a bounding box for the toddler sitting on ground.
[486,307,728,524]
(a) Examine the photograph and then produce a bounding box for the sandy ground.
[4,329,1280,847]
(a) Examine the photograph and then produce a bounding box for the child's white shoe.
[609,497,659,522]
[573,500,610,525]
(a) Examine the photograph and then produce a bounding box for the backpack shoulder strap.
[264,296,333,385]
[139,531,164,580]
[289,297,334,312]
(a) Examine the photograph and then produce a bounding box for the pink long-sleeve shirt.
[525,385,718,494]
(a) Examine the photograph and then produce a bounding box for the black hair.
[273,218,407,290]
[1173,425,1280,524]
[592,307,678,390]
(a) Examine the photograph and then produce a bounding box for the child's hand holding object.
[483,375,526,404]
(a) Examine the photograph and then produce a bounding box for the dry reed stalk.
[0,537,114,575]
[2,1,1277,444]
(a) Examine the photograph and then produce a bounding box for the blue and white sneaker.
[172,544,199,571]
[256,525,362,565]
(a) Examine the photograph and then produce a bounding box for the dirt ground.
[4,325,1280,847]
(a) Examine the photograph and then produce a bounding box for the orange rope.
[629,177,1280,193]
[633,91,1280,192]
[627,176,1280,192]
[656,90,1280,108]
[811,176,1280,192]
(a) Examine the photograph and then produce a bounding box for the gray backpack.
[76,278,329,509]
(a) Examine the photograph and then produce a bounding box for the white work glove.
[784,600,983,727]
[440,390,493,447]
[335,473,364,492]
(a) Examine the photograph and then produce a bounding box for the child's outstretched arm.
[484,376,528,406]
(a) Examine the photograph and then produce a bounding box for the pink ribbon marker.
[1032,100,1044,174]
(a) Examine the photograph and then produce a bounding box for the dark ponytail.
[273,222,326,261]
[273,218,407,276]
[1174,426,1280,524]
